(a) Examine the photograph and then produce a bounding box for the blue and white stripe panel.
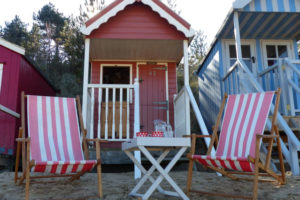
[242,0,300,12]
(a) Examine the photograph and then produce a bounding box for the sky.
[0,0,234,45]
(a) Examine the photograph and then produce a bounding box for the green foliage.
[1,16,28,47]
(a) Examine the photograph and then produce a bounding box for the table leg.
[139,146,189,200]
[124,150,169,195]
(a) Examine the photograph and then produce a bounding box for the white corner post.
[183,40,191,135]
[82,38,90,135]
[233,12,243,64]
[133,78,141,179]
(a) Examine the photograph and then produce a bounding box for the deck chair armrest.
[84,138,108,143]
[256,135,279,140]
[183,134,212,138]
[16,137,30,143]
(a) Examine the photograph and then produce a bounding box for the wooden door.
[139,64,168,133]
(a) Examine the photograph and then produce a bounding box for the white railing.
[174,86,215,153]
[86,82,137,141]
[0,104,20,118]
[222,58,300,175]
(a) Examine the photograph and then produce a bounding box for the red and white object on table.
[151,131,163,137]
[136,132,148,137]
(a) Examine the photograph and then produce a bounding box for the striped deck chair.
[14,92,106,200]
[186,89,286,200]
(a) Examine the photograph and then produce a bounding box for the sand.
[0,171,300,200]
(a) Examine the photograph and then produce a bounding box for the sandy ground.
[0,171,300,200]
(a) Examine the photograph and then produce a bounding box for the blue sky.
[0,0,234,44]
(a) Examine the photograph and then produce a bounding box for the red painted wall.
[0,45,56,155]
[0,45,21,155]
[88,3,186,40]
[90,61,177,148]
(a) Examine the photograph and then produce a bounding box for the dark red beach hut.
[0,38,56,160]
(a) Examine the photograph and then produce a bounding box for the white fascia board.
[81,0,135,35]
[141,0,194,38]
[81,0,194,38]
[0,37,25,55]
[233,0,252,9]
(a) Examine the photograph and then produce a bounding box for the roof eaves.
[81,0,194,38]
[196,8,235,74]
[0,37,25,55]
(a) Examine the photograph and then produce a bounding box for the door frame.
[136,62,170,124]
[223,39,258,75]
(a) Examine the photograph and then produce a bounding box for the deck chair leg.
[96,141,103,198]
[15,129,22,183]
[25,141,31,200]
[252,137,260,200]
[186,158,194,196]
[25,166,30,200]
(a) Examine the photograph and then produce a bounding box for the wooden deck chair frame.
[186,89,286,200]
[14,91,107,200]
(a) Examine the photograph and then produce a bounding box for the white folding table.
[122,137,190,200]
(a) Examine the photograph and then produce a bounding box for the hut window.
[102,66,130,101]
[102,66,130,84]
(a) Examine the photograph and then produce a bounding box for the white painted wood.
[0,104,20,118]
[81,0,194,38]
[0,37,25,55]
[174,88,186,137]
[119,88,123,140]
[90,88,95,139]
[82,38,90,135]
[97,88,102,138]
[112,88,116,139]
[105,88,109,139]
[88,84,134,89]
[126,88,130,139]
[165,64,170,124]
[233,12,243,62]
[0,64,3,94]
[183,40,191,136]
[278,59,288,115]
[133,78,141,179]
[122,138,190,150]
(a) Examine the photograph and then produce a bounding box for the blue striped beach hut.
[197,0,300,175]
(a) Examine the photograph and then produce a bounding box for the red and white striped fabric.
[27,95,97,174]
[137,132,148,137]
[193,91,274,172]
[152,131,164,137]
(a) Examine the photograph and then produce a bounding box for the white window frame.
[100,64,133,84]
[261,40,294,70]
[223,39,257,75]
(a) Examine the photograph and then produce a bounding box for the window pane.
[241,45,251,58]
[103,67,130,84]
[266,45,276,58]
[229,45,236,58]
[278,45,288,58]
[268,60,275,67]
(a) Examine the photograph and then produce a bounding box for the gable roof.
[0,37,25,55]
[80,0,194,38]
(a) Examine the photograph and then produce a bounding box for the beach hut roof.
[197,0,300,73]
[0,37,25,55]
[80,0,194,38]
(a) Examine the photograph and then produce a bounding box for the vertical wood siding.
[0,45,21,155]
[243,0,299,12]
[88,3,186,40]
[0,45,56,155]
